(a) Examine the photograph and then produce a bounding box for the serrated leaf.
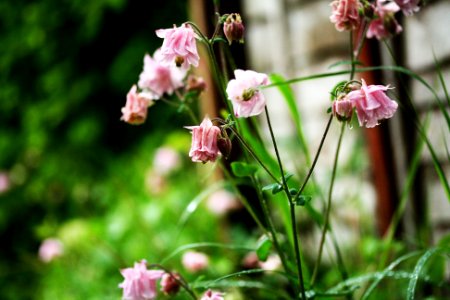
[230,162,258,177]
[256,236,273,261]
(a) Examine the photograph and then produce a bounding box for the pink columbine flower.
[206,190,241,215]
[160,272,181,295]
[223,13,245,45]
[118,260,164,300]
[121,85,153,125]
[182,251,209,272]
[394,0,420,16]
[153,147,180,175]
[138,50,186,99]
[201,289,225,300]
[38,238,63,263]
[226,69,269,118]
[186,117,221,163]
[332,97,354,121]
[348,79,398,128]
[329,0,361,32]
[367,0,402,40]
[156,24,200,68]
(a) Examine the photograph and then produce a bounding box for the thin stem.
[227,126,281,185]
[350,30,356,80]
[264,106,306,299]
[311,122,345,286]
[295,115,333,198]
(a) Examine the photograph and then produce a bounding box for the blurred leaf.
[230,161,258,177]
[256,235,273,261]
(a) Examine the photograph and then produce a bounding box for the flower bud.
[186,75,207,93]
[160,272,181,295]
[223,13,245,45]
[217,137,232,159]
[332,97,353,122]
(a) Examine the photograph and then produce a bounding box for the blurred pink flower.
[367,0,402,40]
[145,170,166,195]
[121,85,153,125]
[118,260,164,300]
[0,172,10,193]
[348,79,398,128]
[38,238,63,263]
[153,147,180,175]
[182,251,209,272]
[226,69,269,118]
[201,289,225,300]
[329,0,361,32]
[394,0,420,16]
[138,50,186,99]
[186,117,221,163]
[332,97,354,121]
[156,24,200,68]
[223,13,245,45]
[206,190,241,215]
[258,254,282,271]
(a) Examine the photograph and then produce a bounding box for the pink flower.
[186,117,221,163]
[394,0,420,16]
[367,0,402,40]
[348,79,398,128]
[182,251,209,272]
[118,260,164,300]
[138,50,186,99]
[329,0,361,32]
[38,238,63,263]
[201,289,225,300]
[156,24,200,68]
[259,254,282,271]
[153,147,180,175]
[332,97,354,121]
[206,190,241,215]
[0,172,10,193]
[226,69,269,117]
[121,85,153,125]
[223,13,245,45]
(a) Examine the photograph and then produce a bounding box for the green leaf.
[261,182,283,195]
[230,161,258,177]
[328,60,364,69]
[256,236,273,261]
[293,195,312,206]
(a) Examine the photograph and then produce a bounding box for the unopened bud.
[217,137,232,159]
[186,75,207,93]
[332,98,353,122]
[223,13,245,45]
[160,272,181,295]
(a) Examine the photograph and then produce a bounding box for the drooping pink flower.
[223,13,245,45]
[38,238,63,263]
[394,0,420,16]
[186,117,221,163]
[156,24,200,68]
[121,85,153,125]
[348,79,398,128]
[329,0,361,32]
[226,69,269,118]
[201,289,225,300]
[259,254,282,271]
[332,97,354,121]
[153,147,180,175]
[181,251,209,272]
[118,260,164,300]
[138,50,186,99]
[367,0,402,40]
[206,190,241,215]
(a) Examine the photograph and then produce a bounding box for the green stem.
[311,122,345,286]
[264,106,306,299]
